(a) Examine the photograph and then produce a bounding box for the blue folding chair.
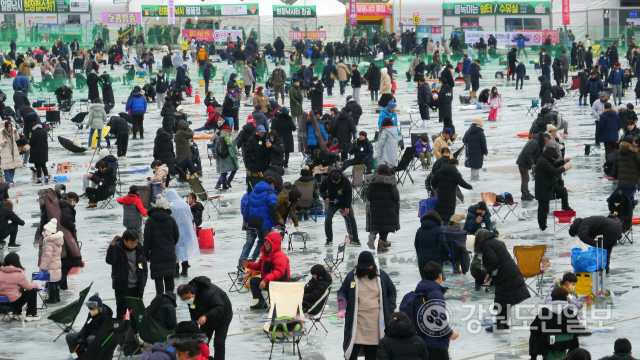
[0,295,21,322]
[32,271,51,309]
[526,99,539,116]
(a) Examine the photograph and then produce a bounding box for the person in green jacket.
[289,77,303,126]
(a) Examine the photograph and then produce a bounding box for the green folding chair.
[123,296,174,356]
[188,176,222,219]
[47,282,93,342]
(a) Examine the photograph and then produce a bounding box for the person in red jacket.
[243,231,290,310]
[116,185,148,238]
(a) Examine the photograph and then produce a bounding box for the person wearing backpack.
[214,126,238,190]
[400,262,459,360]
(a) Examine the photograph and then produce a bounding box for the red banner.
[181,29,243,42]
[289,31,327,41]
[349,0,357,26]
[562,0,570,25]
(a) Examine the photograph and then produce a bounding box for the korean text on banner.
[562,0,570,25]
[349,0,357,26]
[167,0,175,25]
[289,31,327,41]
[463,30,558,46]
[182,29,243,42]
[102,12,142,25]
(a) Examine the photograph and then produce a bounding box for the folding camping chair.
[443,239,462,275]
[227,259,253,294]
[395,146,417,185]
[47,282,93,341]
[526,99,539,116]
[263,282,306,360]
[294,180,317,222]
[410,133,430,170]
[480,192,504,220]
[122,297,175,357]
[584,144,599,156]
[99,183,117,210]
[607,185,636,245]
[0,294,21,322]
[70,112,88,131]
[59,101,75,121]
[370,130,380,146]
[514,245,548,296]
[305,285,331,334]
[324,243,345,279]
[351,164,366,202]
[564,77,580,97]
[553,210,577,235]
[31,271,51,309]
[287,232,308,252]
[188,175,222,218]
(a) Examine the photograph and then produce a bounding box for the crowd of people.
[0,27,638,360]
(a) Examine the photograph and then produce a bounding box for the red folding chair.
[553,210,576,235]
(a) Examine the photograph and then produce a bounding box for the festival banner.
[289,31,327,41]
[273,5,316,18]
[182,29,243,42]
[0,0,90,13]
[463,29,558,46]
[346,3,392,17]
[443,1,549,16]
[348,0,357,25]
[102,12,141,25]
[562,0,570,25]
[167,0,175,25]
[142,4,259,17]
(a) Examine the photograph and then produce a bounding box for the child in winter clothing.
[487,86,501,121]
[187,193,204,229]
[148,160,169,184]
[116,185,148,238]
[414,134,433,170]
[193,105,218,132]
[185,77,193,97]
[39,219,64,304]
[544,273,585,319]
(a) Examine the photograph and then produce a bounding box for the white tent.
[551,0,616,41]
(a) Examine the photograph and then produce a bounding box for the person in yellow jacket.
[181,38,189,60]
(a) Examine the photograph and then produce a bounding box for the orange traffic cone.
[392,75,397,90]
[195,88,201,104]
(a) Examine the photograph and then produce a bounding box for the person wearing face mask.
[177,277,232,360]
[338,251,397,360]
[544,273,585,317]
[65,292,113,357]
[242,232,290,310]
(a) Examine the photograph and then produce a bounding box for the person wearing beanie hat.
[337,250,397,359]
[116,185,148,238]
[214,123,239,190]
[612,134,640,188]
[155,194,170,210]
[39,218,64,303]
[544,125,564,160]
[65,292,113,356]
[609,60,624,105]
[444,214,471,274]
[302,264,333,313]
[463,201,496,235]
[463,118,488,183]
[568,216,621,274]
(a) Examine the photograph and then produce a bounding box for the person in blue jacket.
[306,116,328,153]
[596,102,622,155]
[125,86,148,139]
[598,53,610,85]
[608,62,624,106]
[512,33,529,59]
[586,71,604,106]
[462,54,471,90]
[463,202,496,234]
[338,251,397,360]
[242,177,281,256]
[12,71,30,92]
[175,63,187,94]
[400,262,459,360]
[378,100,400,135]
[515,61,527,90]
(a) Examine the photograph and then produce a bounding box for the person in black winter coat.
[105,231,149,318]
[538,75,553,106]
[438,80,453,123]
[303,264,333,313]
[187,193,204,229]
[330,107,357,162]
[569,216,621,274]
[377,312,430,360]
[267,130,285,169]
[515,61,527,90]
[244,129,269,174]
[441,64,455,89]
[161,99,176,134]
[415,211,450,279]
[341,131,374,174]
[86,70,100,101]
[65,295,113,355]
[100,74,114,106]
[144,203,180,294]
[346,97,362,125]
[310,76,324,113]
[517,133,550,200]
[274,37,285,60]
[469,61,481,92]
[146,292,177,330]
[598,338,637,360]
[364,63,381,101]
[178,276,233,359]
[86,161,116,208]
[535,147,569,233]
[443,214,471,274]
[475,229,530,331]
[29,123,50,184]
[431,159,472,224]
[107,115,129,158]
[320,169,360,245]
[417,77,432,123]
[463,119,488,182]
[272,108,296,168]
[153,129,176,186]
[175,64,186,92]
